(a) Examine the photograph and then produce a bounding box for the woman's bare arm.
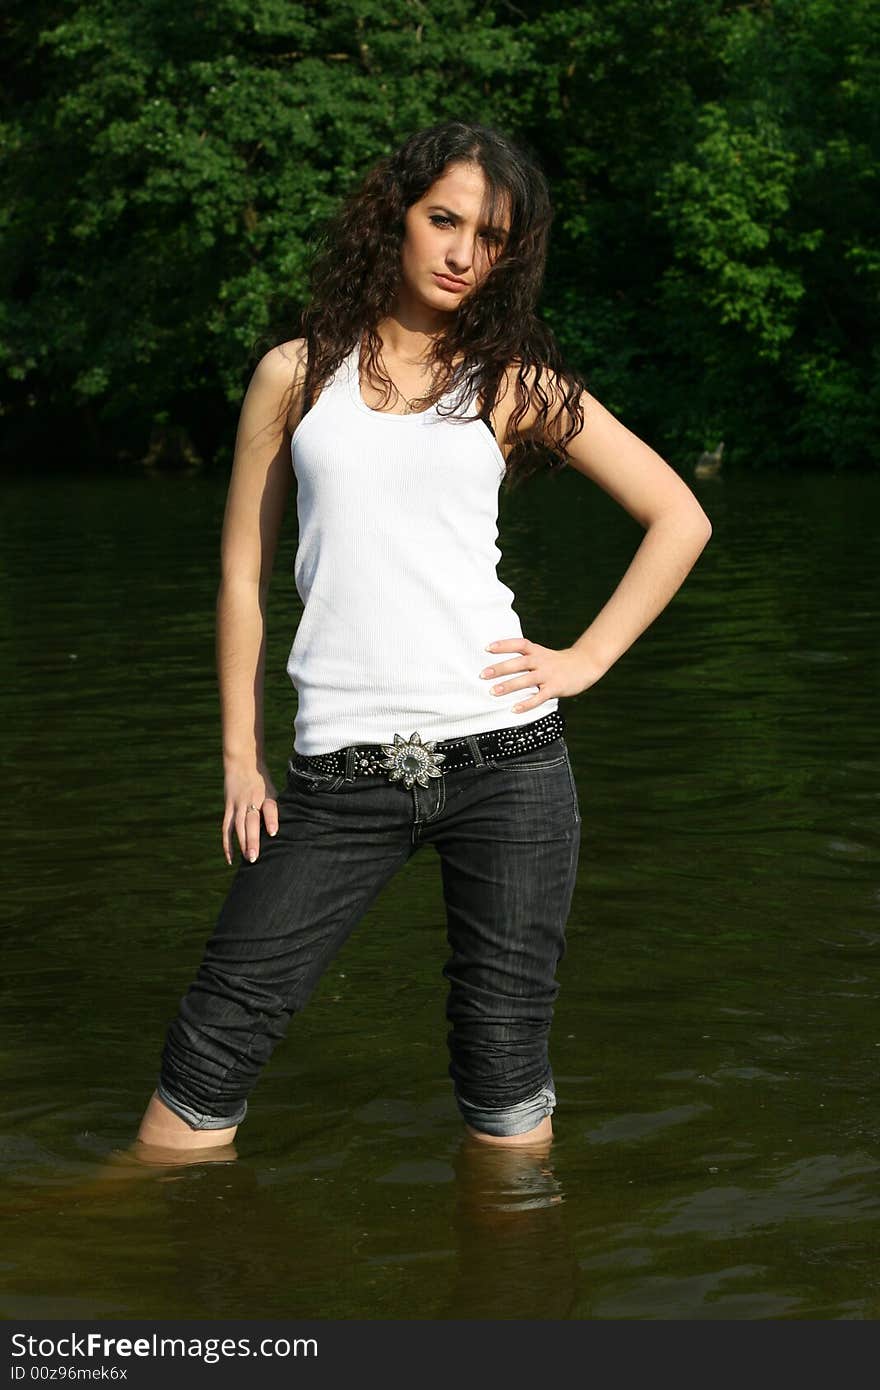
[217,338,306,864]
[480,369,712,713]
[555,385,712,675]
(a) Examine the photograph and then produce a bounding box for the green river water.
[1,464,877,1320]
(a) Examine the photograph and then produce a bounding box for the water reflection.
[442,1134,576,1319]
[2,1124,575,1322]
[2,468,880,1317]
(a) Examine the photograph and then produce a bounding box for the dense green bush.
[2,0,877,470]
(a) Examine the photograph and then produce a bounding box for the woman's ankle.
[137,1090,239,1149]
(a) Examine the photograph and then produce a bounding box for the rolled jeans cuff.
[455,1080,557,1137]
[156,1080,248,1131]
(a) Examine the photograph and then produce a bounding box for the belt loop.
[344,745,356,781]
[466,734,486,767]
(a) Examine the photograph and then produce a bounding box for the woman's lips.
[433,272,468,291]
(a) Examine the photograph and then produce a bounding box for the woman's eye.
[430,214,502,246]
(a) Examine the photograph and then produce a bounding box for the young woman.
[134,121,711,1156]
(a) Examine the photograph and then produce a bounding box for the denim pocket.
[484,738,580,826]
[486,735,568,772]
[286,758,346,793]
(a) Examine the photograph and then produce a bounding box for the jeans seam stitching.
[487,756,567,771]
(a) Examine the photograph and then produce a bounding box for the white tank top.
[286,335,559,755]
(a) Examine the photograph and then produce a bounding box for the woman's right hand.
[222,761,280,866]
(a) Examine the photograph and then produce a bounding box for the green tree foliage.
[649,0,880,468]
[1,0,877,469]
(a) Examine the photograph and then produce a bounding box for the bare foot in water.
[0,1139,240,1217]
[100,1138,239,1175]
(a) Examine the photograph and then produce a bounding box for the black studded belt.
[289,709,566,791]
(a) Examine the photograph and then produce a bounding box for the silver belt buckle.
[379,732,446,789]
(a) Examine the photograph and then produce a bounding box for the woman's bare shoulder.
[488,357,560,439]
[251,339,308,434]
[497,356,563,394]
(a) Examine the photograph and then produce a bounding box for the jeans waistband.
[289,709,566,792]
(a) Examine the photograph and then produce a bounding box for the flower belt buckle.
[378,731,446,790]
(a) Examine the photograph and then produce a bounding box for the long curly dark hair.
[287,120,587,491]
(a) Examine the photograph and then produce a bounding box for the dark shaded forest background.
[1,0,877,473]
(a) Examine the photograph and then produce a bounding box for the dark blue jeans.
[157,732,581,1137]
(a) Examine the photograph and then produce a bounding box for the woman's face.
[399,162,510,310]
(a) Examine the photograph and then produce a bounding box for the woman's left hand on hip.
[479,638,605,713]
